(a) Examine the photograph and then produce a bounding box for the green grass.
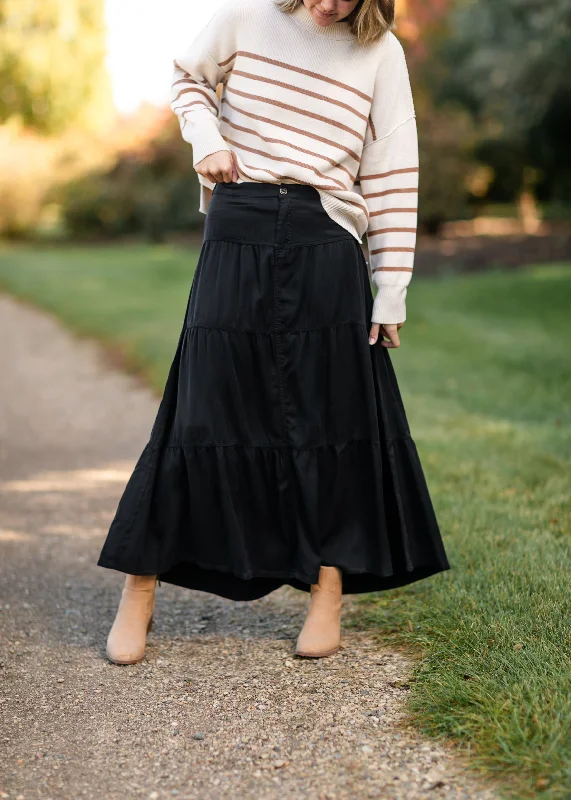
[355,265,571,799]
[0,244,570,798]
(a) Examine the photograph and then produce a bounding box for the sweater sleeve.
[170,2,237,168]
[357,35,419,325]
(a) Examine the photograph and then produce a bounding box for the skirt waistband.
[205,180,357,247]
[213,181,322,200]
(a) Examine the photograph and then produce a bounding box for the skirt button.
[279,186,288,195]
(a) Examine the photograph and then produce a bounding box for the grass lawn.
[1,243,569,798]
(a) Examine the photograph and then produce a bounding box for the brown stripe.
[236,162,281,182]
[369,227,417,235]
[231,70,368,124]
[172,76,201,88]
[222,136,348,190]
[360,167,419,180]
[370,208,417,217]
[370,247,415,254]
[371,266,414,272]
[222,96,361,162]
[344,196,370,218]
[368,117,377,141]
[219,51,372,103]
[226,86,364,142]
[220,116,357,183]
[363,188,418,199]
[236,162,339,194]
[172,86,217,111]
[175,100,210,114]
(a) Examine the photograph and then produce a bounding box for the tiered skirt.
[97,181,450,600]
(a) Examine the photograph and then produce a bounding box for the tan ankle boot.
[106,574,156,665]
[295,566,342,658]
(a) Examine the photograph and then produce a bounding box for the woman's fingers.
[381,324,402,348]
[368,322,381,345]
[368,323,403,348]
[220,157,235,182]
[230,151,240,182]
[195,151,238,183]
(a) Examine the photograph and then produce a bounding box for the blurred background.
[0,0,570,254]
[0,4,569,795]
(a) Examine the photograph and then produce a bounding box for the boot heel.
[147,615,153,634]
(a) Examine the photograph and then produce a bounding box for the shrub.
[59,117,202,241]
[417,102,479,234]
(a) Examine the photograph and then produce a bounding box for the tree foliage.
[426,0,571,202]
[59,116,203,241]
[0,0,113,134]
[437,0,571,132]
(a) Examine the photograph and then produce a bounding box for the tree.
[0,0,113,134]
[428,0,571,205]
[437,0,571,132]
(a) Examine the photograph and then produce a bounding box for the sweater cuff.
[371,285,407,325]
[190,122,232,168]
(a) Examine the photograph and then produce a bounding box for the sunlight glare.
[105,0,229,113]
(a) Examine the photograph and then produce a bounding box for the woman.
[97,0,450,665]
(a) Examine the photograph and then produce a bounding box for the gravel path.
[0,294,500,800]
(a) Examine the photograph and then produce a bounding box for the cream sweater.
[170,0,419,324]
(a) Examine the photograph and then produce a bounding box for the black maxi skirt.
[97,181,450,600]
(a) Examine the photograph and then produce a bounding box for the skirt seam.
[203,235,356,248]
[154,435,412,450]
[184,320,368,334]
[272,244,291,444]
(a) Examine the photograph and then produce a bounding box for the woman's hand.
[195,150,239,184]
[368,322,404,348]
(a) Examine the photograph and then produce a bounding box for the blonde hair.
[276,0,395,45]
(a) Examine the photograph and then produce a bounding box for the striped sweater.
[170,0,419,324]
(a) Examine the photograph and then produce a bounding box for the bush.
[0,106,170,239]
[417,102,479,234]
[0,121,86,237]
[59,117,202,242]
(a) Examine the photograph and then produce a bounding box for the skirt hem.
[97,553,451,601]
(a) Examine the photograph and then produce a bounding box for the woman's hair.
[277,0,395,45]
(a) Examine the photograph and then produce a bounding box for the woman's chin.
[312,10,338,26]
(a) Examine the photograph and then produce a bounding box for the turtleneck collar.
[289,2,356,40]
